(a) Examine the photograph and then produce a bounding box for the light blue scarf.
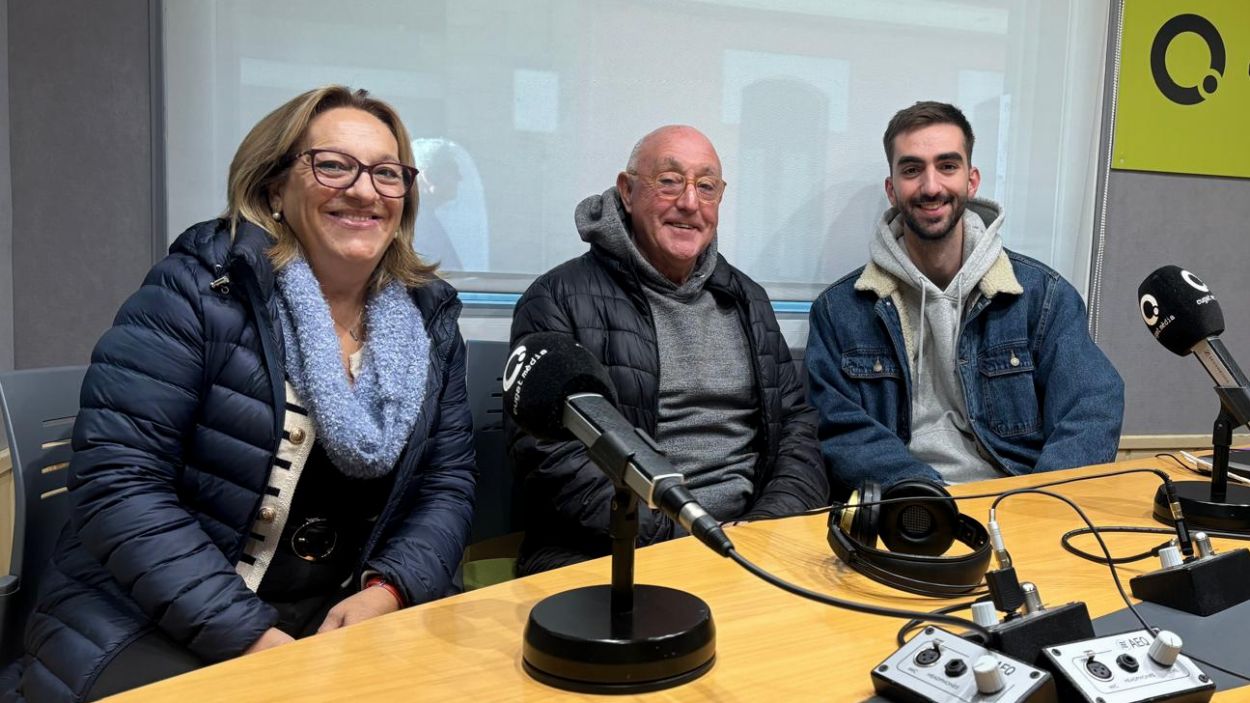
[274,257,430,478]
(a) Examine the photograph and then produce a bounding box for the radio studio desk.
[110,459,1242,701]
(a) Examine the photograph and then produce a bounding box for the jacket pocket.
[841,349,902,380]
[838,348,908,439]
[978,344,1041,438]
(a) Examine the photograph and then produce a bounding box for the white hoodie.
[868,198,1006,484]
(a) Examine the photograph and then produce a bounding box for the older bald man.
[509,125,829,575]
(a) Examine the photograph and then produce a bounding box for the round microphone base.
[522,584,716,694]
[1153,481,1250,533]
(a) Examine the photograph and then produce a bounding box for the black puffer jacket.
[509,197,829,575]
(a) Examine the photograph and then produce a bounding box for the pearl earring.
[272,211,283,222]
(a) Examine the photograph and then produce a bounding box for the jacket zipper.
[354,289,456,582]
[235,268,286,453]
[213,264,287,563]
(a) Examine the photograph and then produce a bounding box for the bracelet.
[365,576,405,608]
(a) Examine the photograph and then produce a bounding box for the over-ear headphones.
[827,478,991,597]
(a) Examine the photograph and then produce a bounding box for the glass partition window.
[164,0,1108,300]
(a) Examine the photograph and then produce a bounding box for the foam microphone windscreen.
[501,332,618,440]
[1138,265,1225,356]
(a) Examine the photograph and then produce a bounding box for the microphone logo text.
[1141,293,1160,327]
[504,345,549,415]
[1181,269,1210,293]
[502,345,527,392]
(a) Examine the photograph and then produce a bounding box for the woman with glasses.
[4,86,476,702]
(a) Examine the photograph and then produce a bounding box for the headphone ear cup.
[850,481,882,549]
[878,479,958,557]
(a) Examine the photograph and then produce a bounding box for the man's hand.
[317,585,401,633]
[244,627,295,655]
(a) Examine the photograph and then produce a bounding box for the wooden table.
[111,459,1240,701]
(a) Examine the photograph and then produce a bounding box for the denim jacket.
[805,248,1124,491]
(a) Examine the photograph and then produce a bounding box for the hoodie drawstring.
[914,285,925,407]
[913,274,967,409]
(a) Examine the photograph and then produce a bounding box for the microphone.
[1139,266,1250,426]
[503,332,733,556]
[1139,265,1250,538]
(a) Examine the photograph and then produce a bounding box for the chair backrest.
[464,341,521,543]
[0,365,87,664]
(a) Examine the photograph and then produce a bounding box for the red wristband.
[365,576,405,608]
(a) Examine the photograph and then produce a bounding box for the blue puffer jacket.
[4,219,476,702]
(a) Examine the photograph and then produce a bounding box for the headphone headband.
[827,480,991,597]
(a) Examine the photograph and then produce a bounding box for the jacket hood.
[856,198,1021,302]
[869,198,1004,297]
[855,197,1022,377]
[575,187,718,299]
[169,218,278,298]
[167,218,458,323]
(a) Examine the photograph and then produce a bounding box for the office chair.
[463,341,522,589]
[0,365,87,664]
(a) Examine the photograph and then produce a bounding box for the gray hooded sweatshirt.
[869,198,1006,484]
[574,188,758,520]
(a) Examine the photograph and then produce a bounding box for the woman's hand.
[317,585,401,633]
[244,627,295,655]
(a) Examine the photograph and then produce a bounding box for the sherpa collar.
[854,251,1023,300]
[853,252,1023,362]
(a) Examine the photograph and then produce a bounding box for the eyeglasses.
[297,149,418,199]
[291,517,338,562]
[630,171,727,203]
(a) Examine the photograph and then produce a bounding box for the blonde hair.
[225,85,437,289]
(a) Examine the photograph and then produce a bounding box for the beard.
[899,193,968,241]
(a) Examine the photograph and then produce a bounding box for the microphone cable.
[725,547,993,642]
[748,466,1188,599]
[991,487,1250,685]
[1060,525,1250,565]
[894,599,981,647]
[1049,456,1250,564]
[992,488,1145,630]
[1156,450,1250,485]
[726,465,1250,677]
[775,466,1183,521]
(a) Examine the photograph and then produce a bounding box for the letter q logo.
[1180,269,1209,292]
[1150,13,1225,105]
[1141,294,1160,327]
[502,345,526,392]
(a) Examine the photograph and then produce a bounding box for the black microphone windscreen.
[502,332,618,440]
[1138,265,1225,356]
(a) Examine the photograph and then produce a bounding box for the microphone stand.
[1155,404,1250,533]
[522,484,717,693]
[610,486,637,616]
[1210,407,1235,505]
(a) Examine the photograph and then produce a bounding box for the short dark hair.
[882,101,975,166]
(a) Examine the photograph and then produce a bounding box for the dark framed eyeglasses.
[630,171,727,203]
[297,148,418,199]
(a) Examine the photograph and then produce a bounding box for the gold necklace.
[334,307,365,342]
